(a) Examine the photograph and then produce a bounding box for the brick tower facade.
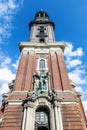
[0,11,87,130]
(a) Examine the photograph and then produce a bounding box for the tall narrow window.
[35,108,50,130]
[39,59,45,69]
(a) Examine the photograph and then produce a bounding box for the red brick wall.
[0,105,23,130]
[14,54,37,91]
[48,52,72,91]
[14,54,27,91]
[61,104,86,130]
[23,54,34,91]
[49,53,62,90]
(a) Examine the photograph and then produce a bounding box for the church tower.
[0,11,87,130]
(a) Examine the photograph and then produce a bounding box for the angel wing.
[33,74,40,79]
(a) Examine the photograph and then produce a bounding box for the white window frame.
[36,58,48,73]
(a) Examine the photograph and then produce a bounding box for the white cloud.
[64,42,86,86]
[64,42,83,57]
[0,68,15,83]
[68,59,82,68]
[8,0,16,10]
[1,57,11,68]
[64,42,84,69]
[0,0,16,15]
[0,0,24,44]
[75,86,83,94]
[0,83,9,95]
[0,67,15,105]
[68,68,86,85]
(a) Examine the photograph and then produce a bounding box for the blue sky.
[0,0,87,113]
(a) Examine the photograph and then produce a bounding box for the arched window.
[39,59,45,69]
[35,108,50,130]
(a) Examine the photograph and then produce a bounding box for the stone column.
[58,104,63,130]
[48,74,51,91]
[54,101,63,130]
[50,109,56,130]
[25,103,34,130]
[22,106,27,130]
[25,107,30,130]
[54,101,60,130]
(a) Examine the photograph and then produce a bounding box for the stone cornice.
[18,42,66,53]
